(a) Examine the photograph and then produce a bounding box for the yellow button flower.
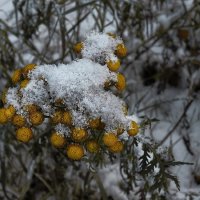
[73,42,84,54]
[11,69,21,84]
[62,111,72,126]
[86,140,100,153]
[106,59,120,72]
[115,43,127,58]
[0,108,8,124]
[51,110,63,124]
[108,141,124,153]
[12,114,26,127]
[20,79,29,89]
[102,133,118,146]
[25,104,39,114]
[16,127,33,143]
[5,105,16,120]
[29,111,44,126]
[115,73,126,91]
[88,118,104,130]
[22,64,37,78]
[71,128,88,142]
[128,121,139,136]
[50,132,66,148]
[66,144,84,160]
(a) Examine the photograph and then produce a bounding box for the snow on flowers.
[0,32,139,160]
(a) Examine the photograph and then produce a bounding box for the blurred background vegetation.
[0,0,200,199]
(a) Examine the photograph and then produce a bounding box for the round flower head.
[86,140,100,153]
[25,104,39,114]
[51,110,63,124]
[71,128,88,142]
[106,59,120,72]
[62,111,72,126]
[115,43,127,58]
[115,73,126,91]
[88,118,104,130]
[102,132,118,146]
[5,105,16,120]
[108,140,124,153]
[29,111,44,126]
[0,108,8,124]
[16,127,33,143]
[11,69,21,84]
[66,144,84,160]
[12,114,26,127]
[22,64,37,78]
[20,79,29,89]
[73,42,84,53]
[128,121,139,136]
[50,132,66,148]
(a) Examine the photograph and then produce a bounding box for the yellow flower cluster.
[0,33,140,162]
[0,64,40,143]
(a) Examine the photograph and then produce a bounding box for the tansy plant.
[0,32,138,161]
[0,32,191,195]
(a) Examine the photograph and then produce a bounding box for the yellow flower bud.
[12,114,26,127]
[128,121,139,136]
[88,118,104,130]
[115,73,126,91]
[0,108,8,124]
[22,64,37,78]
[50,132,66,148]
[71,128,88,142]
[66,144,84,160]
[115,43,127,58]
[25,104,39,114]
[11,69,21,84]
[5,105,16,120]
[73,42,84,54]
[102,133,118,146]
[108,141,124,153]
[16,127,33,143]
[106,59,120,72]
[29,111,44,126]
[86,140,100,153]
[20,79,29,89]
[51,110,63,124]
[62,111,72,126]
